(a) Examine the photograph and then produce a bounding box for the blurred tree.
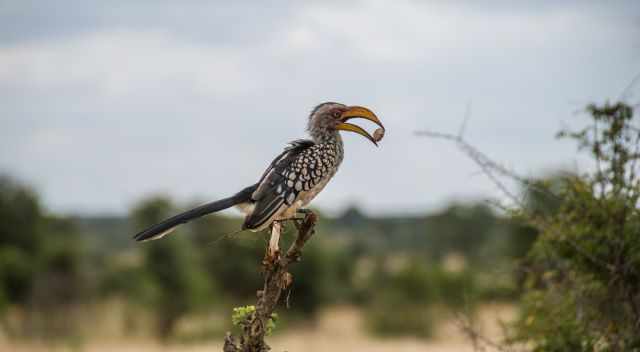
[423,203,498,261]
[364,256,477,338]
[131,197,213,340]
[365,258,431,337]
[0,175,89,339]
[0,175,43,306]
[190,214,263,303]
[286,238,353,316]
[191,216,352,316]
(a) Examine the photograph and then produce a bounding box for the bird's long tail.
[133,184,258,242]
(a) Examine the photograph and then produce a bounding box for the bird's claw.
[264,248,280,265]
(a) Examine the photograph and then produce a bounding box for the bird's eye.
[332,111,341,118]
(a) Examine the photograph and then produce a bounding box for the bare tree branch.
[223,212,318,352]
[415,129,612,271]
[414,130,555,206]
[618,70,640,102]
[454,312,525,352]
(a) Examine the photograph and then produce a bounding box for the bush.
[508,102,640,350]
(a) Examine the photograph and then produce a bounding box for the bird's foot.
[264,249,280,267]
[263,246,280,268]
[286,209,310,230]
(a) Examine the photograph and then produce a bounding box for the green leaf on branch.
[231,305,278,336]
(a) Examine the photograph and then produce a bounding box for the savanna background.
[1,1,639,351]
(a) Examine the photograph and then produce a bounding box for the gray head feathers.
[307,102,346,143]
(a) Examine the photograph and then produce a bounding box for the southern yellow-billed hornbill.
[133,102,384,242]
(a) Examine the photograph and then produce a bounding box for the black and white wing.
[242,140,315,230]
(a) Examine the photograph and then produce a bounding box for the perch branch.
[223,211,318,352]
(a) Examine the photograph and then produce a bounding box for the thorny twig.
[415,126,612,271]
[223,212,318,352]
[414,130,556,206]
[618,70,640,103]
[416,116,625,350]
[454,313,525,352]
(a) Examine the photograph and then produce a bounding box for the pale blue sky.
[1,1,639,215]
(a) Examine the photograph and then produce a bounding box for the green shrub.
[508,102,640,351]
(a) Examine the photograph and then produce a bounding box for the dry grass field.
[1,304,514,352]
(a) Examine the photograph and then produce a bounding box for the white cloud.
[280,0,631,63]
[0,29,258,98]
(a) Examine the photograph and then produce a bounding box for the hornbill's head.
[308,102,385,145]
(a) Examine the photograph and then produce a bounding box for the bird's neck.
[315,131,344,165]
[311,129,342,146]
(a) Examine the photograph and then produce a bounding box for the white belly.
[276,174,333,220]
